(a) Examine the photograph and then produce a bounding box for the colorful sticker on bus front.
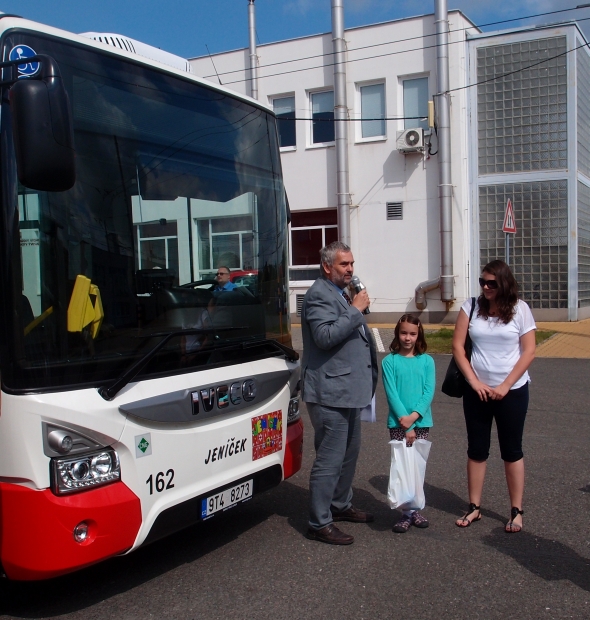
[251,410,282,460]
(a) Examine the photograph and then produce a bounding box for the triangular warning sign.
[502,198,517,234]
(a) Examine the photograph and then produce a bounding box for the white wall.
[190,12,477,321]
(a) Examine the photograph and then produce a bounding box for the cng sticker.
[9,45,40,78]
[135,433,152,458]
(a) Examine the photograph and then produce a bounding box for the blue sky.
[1,1,588,60]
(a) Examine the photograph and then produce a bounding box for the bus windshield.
[1,30,290,391]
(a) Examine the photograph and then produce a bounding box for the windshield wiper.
[98,327,241,400]
[198,336,299,363]
[241,338,299,362]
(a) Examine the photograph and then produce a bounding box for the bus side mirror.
[9,56,76,192]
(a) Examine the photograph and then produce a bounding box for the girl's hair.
[477,259,519,324]
[389,314,427,354]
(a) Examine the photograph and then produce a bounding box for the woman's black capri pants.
[462,383,529,463]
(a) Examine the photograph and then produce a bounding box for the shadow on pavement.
[482,528,590,592]
[367,475,502,527]
[371,476,508,524]
[372,476,590,591]
[369,473,388,496]
[271,481,393,534]
[423,482,507,525]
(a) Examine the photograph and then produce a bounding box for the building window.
[272,95,296,148]
[311,90,334,144]
[360,82,385,138]
[135,221,179,283]
[290,209,338,281]
[403,77,429,130]
[196,216,254,279]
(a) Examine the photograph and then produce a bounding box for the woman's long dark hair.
[478,259,519,324]
[389,314,427,354]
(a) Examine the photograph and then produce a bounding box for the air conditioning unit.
[396,128,425,153]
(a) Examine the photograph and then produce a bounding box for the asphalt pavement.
[1,355,589,620]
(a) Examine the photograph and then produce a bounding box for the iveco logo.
[191,379,256,415]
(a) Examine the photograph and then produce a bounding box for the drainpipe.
[248,0,258,100]
[415,0,455,310]
[331,0,351,245]
[415,278,441,311]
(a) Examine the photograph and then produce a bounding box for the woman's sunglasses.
[479,277,498,289]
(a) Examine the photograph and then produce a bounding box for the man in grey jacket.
[302,241,378,545]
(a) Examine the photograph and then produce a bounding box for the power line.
[444,38,587,95]
[205,44,222,85]
[276,116,567,134]
[201,4,590,81]
[219,14,590,87]
[277,116,426,122]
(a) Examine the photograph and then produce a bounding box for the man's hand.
[351,289,370,312]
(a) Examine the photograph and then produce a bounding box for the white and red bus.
[0,14,302,580]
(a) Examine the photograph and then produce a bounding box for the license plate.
[201,479,253,518]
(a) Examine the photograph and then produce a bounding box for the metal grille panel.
[386,202,403,220]
[579,181,590,307]
[477,37,568,174]
[296,294,305,317]
[479,181,568,309]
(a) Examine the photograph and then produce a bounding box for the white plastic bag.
[360,395,376,423]
[386,439,431,510]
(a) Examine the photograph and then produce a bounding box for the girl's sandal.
[456,503,481,527]
[505,507,524,533]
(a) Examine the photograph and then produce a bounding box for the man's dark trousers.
[307,404,361,529]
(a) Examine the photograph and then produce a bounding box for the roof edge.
[189,10,479,61]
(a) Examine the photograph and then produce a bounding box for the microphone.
[350,276,370,315]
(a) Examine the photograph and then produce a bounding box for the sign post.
[502,198,517,265]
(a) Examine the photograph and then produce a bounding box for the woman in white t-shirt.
[452,260,536,533]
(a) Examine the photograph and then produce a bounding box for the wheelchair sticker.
[9,45,40,78]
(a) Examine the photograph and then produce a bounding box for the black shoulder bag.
[441,297,476,398]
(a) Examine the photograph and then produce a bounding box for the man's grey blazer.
[301,277,378,409]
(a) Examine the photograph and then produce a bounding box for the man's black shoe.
[332,506,375,523]
[306,524,354,545]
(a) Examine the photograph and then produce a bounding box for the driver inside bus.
[213,266,237,295]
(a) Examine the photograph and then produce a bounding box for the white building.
[190,11,590,322]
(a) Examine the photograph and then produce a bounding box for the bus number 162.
[146,469,175,495]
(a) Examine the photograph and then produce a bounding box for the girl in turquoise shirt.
[382,314,435,533]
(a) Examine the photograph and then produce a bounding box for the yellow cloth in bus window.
[67,275,104,338]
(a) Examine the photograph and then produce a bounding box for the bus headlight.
[287,396,300,425]
[51,448,120,495]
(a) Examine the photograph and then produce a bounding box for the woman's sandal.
[456,503,481,527]
[505,507,524,533]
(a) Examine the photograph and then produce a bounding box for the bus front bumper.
[0,481,141,580]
